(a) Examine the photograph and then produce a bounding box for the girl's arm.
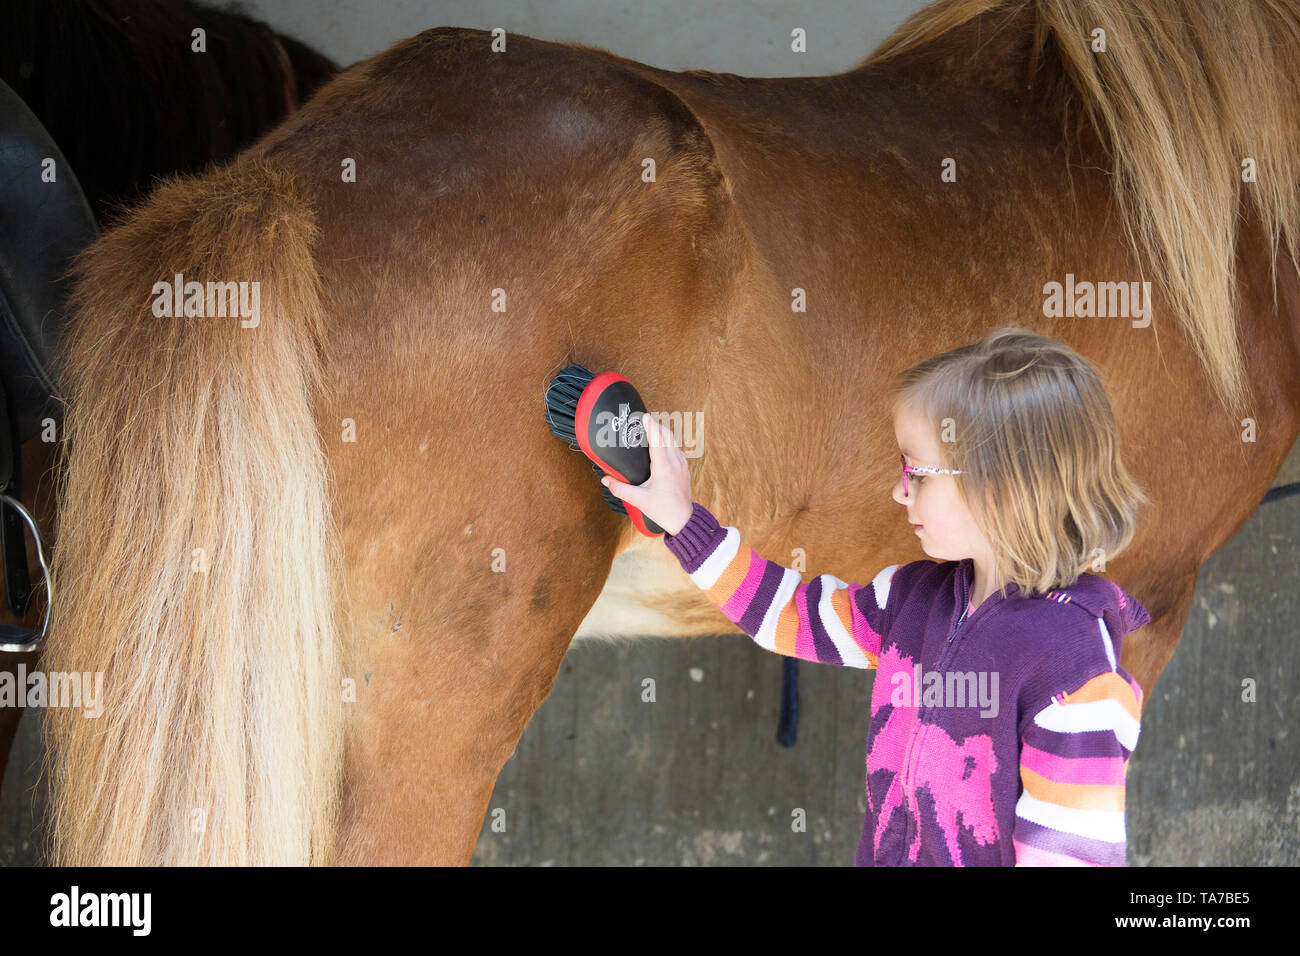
[661,501,898,669]
[1011,670,1143,865]
[601,415,899,668]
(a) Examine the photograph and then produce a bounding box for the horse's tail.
[43,158,345,865]
[868,0,1300,418]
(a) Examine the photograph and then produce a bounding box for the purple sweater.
[663,502,1151,866]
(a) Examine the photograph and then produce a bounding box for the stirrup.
[0,493,50,653]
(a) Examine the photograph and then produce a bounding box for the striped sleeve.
[1012,666,1143,866]
[661,502,896,669]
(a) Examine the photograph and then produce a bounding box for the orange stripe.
[703,546,756,606]
[1061,672,1140,721]
[828,586,857,637]
[773,601,800,656]
[1021,765,1125,812]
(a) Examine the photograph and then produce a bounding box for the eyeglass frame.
[901,453,963,497]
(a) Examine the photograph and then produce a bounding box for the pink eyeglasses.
[901,453,963,497]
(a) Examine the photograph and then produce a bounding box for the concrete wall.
[234,0,924,73]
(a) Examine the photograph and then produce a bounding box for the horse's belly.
[570,531,735,642]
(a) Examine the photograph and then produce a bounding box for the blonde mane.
[864,0,1300,418]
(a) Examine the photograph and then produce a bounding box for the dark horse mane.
[0,0,338,225]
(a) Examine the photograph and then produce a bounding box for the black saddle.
[0,77,97,647]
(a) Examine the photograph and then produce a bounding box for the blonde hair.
[891,326,1149,598]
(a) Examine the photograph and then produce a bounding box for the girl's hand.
[601,415,694,536]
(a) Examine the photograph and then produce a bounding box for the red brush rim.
[573,370,661,537]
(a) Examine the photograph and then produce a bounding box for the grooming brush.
[544,364,665,537]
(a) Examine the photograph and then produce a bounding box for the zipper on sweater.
[897,563,994,861]
[897,567,969,839]
[946,605,968,643]
[904,568,969,784]
[946,563,973,644]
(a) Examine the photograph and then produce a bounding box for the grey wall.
[235,0,925,73]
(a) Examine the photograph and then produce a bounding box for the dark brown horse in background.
[32,0,1300,863]
[0,0,337,222]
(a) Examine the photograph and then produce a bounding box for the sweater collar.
[956,557,1152,637]
[956,557,1019,608]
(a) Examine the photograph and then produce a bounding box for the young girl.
[601,326,1152,866]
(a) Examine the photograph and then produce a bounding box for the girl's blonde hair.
[891,326,1149,598]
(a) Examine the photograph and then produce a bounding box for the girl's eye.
[913,474,926,484]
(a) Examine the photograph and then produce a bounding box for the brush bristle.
[545,364,631,518]
[593,460,627,515]
[543,363,596,445]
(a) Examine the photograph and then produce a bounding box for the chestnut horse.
[37,0,1300,864]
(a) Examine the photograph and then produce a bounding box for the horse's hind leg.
[266,27,746,863]
[315,250,647,862]
[318,150,732,861]
[328,394,632,864]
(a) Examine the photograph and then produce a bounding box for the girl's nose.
[893,477,909,506]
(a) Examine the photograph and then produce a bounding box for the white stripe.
[1015,791,1126,843]
[815,575,872,668]
[1033,698,1140,751]
[1097,617,1117,671]
[687,526,741,590]
[871,564,899,614]
[750,567,802,654]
